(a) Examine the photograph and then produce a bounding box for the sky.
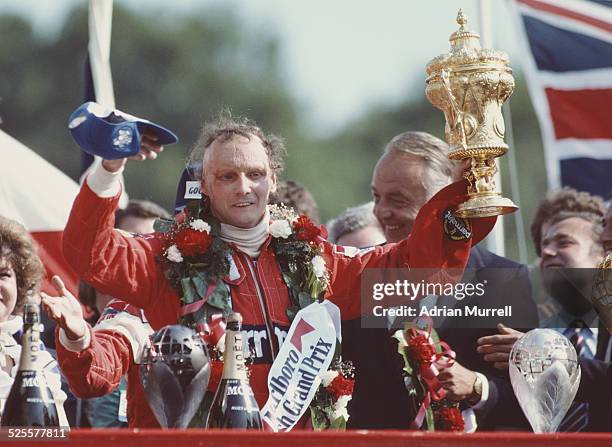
[0,0,522,134]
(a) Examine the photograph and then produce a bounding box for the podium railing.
[4,429,612,446]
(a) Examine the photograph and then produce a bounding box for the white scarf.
[220,208,270,259]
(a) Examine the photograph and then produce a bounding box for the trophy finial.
[457,9,467,28]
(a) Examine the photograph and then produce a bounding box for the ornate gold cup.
[425,10,518,218]
[592,253,612,333]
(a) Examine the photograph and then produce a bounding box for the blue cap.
[68,102,178,160]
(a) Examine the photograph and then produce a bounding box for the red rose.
[293,215,321,242]
[406,334,436,364]
[435,406,464,431]
[207,359,224,392]
[175,227,212,257]
[327,374,355,401]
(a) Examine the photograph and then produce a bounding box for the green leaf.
[208,283,232,316]
[192,275,208,299]
[282,272,295,288]
[425,406,435,431]
[392,329,413,376]
[298,291,314,309]
[430,328,441,351]
[311,280,325,301]
[329,416,346,430]
[181,278,197,304]
[286,305,299,321]
[309,407,329,431]
[153,217,174,233]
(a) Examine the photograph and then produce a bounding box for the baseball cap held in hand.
[68,101,178,159]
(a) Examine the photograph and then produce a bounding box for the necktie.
[559,320,590,432]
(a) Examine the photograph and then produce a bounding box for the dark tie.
[559,320,590,432]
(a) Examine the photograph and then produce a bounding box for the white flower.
[190,219,211,233]
[268,203,298,223]
[269,219,292,239]
[332,395,352,421]
[319,370,339,387]
[311,255,326,278]
[166,244,183,263]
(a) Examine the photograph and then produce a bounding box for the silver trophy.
[140,325,211,428]
[509,329,580,433]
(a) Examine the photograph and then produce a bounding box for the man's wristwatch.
[467,373,483,406]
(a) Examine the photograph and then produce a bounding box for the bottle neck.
[221,325,247,380]
[18,321,40,371]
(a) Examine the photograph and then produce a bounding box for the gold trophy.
[426,10,518,218]
[592,253,612,333]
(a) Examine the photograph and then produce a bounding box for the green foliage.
[0,4,299,212]
[310,405,329,431]
[207,282,232,317]
[329,416,347,430]
[181,277,197,304]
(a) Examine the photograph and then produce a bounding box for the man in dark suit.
[478,190,610,432]
[344,131,537,430]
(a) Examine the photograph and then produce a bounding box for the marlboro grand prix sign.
[260,301,339,431]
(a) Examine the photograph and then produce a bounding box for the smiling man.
[478,188,608,432]
[57,113,494,427]
[344,131,537,431]
[531,188,606,328]
[371,132,451,242]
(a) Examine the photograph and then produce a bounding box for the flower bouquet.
[394,317,464,431]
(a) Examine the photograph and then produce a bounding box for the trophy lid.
[426,9,510,77]
[449,9,481,52]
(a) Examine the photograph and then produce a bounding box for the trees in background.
[0,3,547,262]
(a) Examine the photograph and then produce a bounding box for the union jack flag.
[510,0,612,197]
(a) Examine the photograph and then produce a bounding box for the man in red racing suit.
[56,116,494,427]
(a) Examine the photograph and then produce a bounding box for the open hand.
[477,323,524,371]
[41,276,87,340]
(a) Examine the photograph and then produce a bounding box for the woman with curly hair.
[0,216,67,422]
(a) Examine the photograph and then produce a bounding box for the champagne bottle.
[206,313,262,429]
[1,303,59,427]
